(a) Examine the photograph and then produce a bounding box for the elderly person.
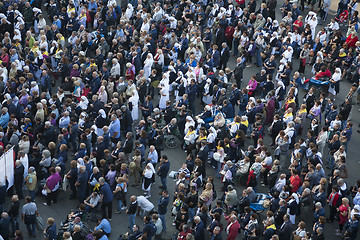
[224,185,237,211]
[44,167,62,206]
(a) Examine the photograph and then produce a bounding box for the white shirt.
[137,196,155,211]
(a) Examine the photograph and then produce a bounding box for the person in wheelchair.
[118,224,142,240]
[162,118,178,136]
[62,216,83,233]
[147,108,162,125]
[64,204,86,224]
[84,191,101,220]
[195,105,213,124]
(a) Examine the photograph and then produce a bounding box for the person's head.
[143,215,151,223]
[99,177,105,185]
[11,195,18,203]
[47,217,55,226]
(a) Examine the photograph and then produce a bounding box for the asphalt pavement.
[3,1,360,240]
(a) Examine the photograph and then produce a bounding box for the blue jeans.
[128,214,136,232]
[28,190,36,201]
[256,48,262,66]
[328,154,335,170]
[10,216,19,235]
[188,208,195,221]
[117,200,123,211]
[161,177,167,190]
[159,214,166,232]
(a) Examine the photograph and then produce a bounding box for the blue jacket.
[45,223,57,240]
[158,196,169,215]
[158,161,170,178]
[194,220,205,240]
[0,112,9,128]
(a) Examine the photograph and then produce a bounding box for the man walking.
[21,196,39,237]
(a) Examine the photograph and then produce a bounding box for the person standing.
[278,214,292,240]
[99,177,113,220]
[21,196,39,237]
[7,195,20,237]
[44,217,56,240]
[75,165,89,203]
[0,212,10,240]
[14,161,24,200]
[142,163,155,198]
[43,167,62,206]
[158,155,170,191]
[226,214,241,240]
[25,167,37,201]
[157,190,169,232]
[127,196,138,232]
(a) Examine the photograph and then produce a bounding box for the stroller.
[335,10,349,28]
[309,77,330,92]
[249,193,271,214]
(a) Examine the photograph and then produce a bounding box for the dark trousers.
[15,183,24,199]
[329,205,337,222]
[10,216,19,236]
[101,201,113,219]
[47,190,58,205]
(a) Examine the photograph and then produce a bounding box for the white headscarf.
[144,163,156,178]
[125,4,134,20]
[185,116,195,135]
[332,68,342,82]
[207,127,217,143]
[98,109,106,119]
[78,96,89,109]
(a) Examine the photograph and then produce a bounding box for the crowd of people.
[0,0,360,239]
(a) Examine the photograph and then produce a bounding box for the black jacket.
[128,201,138,215]
[14,165,24,186]
[278,220,292,240]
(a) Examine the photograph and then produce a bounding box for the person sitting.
[314,66,331,80]
[62,217,83,233]
[118,224,142,240]
[84,192,101,220]
[65,204,86,224]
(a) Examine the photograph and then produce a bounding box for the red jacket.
[315,69,331,80]
[226,220,241,240]
[290,175,302,192]
[328,192,339,207]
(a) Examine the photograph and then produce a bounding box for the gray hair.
[99,177,105,183]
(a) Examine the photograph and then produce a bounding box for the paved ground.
[4,1,360,240]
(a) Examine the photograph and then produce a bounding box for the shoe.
[121,207,127,210]
[43,203,49,206]
[261,184,266,187]
[172,222,176,226]
[158,186,163,189]
[115,211,121,214]
[108,219,112,221]
[145,195,151,198]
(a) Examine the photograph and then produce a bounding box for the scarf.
[298,108,307,114]
[186,130,195,136]
[284,112,293,119]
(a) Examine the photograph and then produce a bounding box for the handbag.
[62,175,68,191]
[115,190,125,200]
[36,216,45,231]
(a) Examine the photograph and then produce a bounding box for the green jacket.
[23,6,34,23]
